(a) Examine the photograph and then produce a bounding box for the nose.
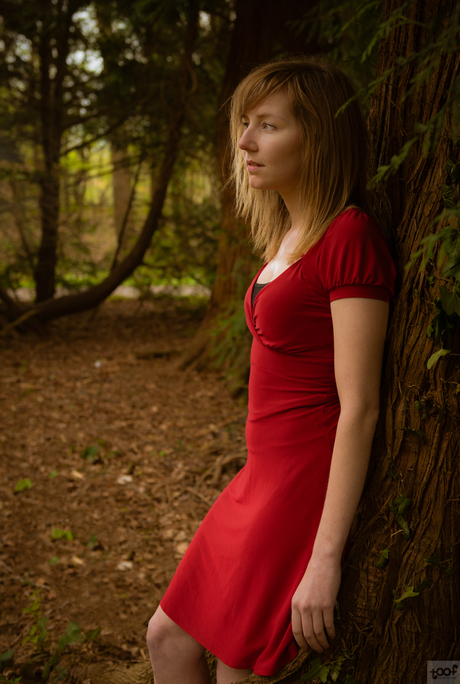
[238,127,257,151]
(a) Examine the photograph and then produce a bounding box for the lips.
[247,159,264,167]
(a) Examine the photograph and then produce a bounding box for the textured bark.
[1,0,200,326]
[180,0,320,372]
[335,1,460,681]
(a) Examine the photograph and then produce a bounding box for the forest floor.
[0,296,248,682]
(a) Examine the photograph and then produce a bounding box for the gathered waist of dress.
[250,338,336,386]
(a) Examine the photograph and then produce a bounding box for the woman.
[146,57,396,684]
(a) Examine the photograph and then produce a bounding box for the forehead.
[242,91,293,119]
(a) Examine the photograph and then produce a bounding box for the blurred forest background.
[0,0,459,683]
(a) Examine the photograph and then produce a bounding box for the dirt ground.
[0,297,248,679]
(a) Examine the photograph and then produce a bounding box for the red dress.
[160,209,396,676]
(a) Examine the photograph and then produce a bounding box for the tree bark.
[34,0,77,302]
[1,0,200,325]
[335,1,460,681]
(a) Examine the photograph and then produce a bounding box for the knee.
[146,610,174,657]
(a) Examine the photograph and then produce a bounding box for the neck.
[279,189,304,232]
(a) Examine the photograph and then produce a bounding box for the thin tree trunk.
[335,2,460,681]
[8,180,35,273]
[34,0,76,302]
[111,137,135,244]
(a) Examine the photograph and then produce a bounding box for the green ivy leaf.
[14,478,32,493]
[376,548,390,568]
[393,584,419,610]
[425,552,440,565]
[343,677,360,684]
[51,528,74,541]
[300,657,330,682]
[441,184,456,210]
[427,347,451,369]
[65,621,84,645]
[81,445,99,462]
[85,626,101,641]
[0,649,14,674]
[389,496,412,538]
[442,228,460,281]
[440,286,460,315]
[446,158,460,183]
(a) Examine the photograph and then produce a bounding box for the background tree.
[0,0,204,324]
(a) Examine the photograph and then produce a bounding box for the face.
[238,91,303,202]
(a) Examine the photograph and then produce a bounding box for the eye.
[261,122,276,130]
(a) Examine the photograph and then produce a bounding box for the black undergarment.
[251,281,268,307]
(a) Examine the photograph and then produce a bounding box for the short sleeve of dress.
[317,209,396,303]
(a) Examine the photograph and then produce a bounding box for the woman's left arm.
[291,296,390,654]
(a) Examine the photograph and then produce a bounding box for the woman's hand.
[291,556,341,653]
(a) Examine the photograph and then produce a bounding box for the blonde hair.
[228,57,378,263]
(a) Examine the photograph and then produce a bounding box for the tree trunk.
[0,0,200,327]
[111,136,136,249]
[34,0,75,302]
[334,2,460,681]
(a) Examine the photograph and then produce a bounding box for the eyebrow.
[241,112,288,121]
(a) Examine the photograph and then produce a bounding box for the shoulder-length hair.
[228,57,378,263]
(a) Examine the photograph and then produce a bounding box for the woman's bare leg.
[216,660,253,684]
[146,606,211,684]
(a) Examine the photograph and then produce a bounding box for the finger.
[323,606,336,641]
[302,611,324,654]
[311,611,330,652]
[291,607,309,650]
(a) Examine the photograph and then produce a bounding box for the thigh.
[216,659,252,684]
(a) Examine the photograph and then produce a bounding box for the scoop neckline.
[255,207,361,286]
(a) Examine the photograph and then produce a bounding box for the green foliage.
[0,650,15,674]
[16,591,100,683]
[389,495,412,538]
[427,346,451,370]
[13,478,32,493]
[424,552,440,565]
[0,0,227,298]
[403,426,425,443]
[50,528,74,541]
[408,153,460,368]
[300,651,358,683]
[80,445,99,463]
[292,0,382,95]
[392,580,432,610]
[414,400,426,420]
[375,548,389,568]
[22,591,49,649]
[87,533,100,549]
[210,302,252,394]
